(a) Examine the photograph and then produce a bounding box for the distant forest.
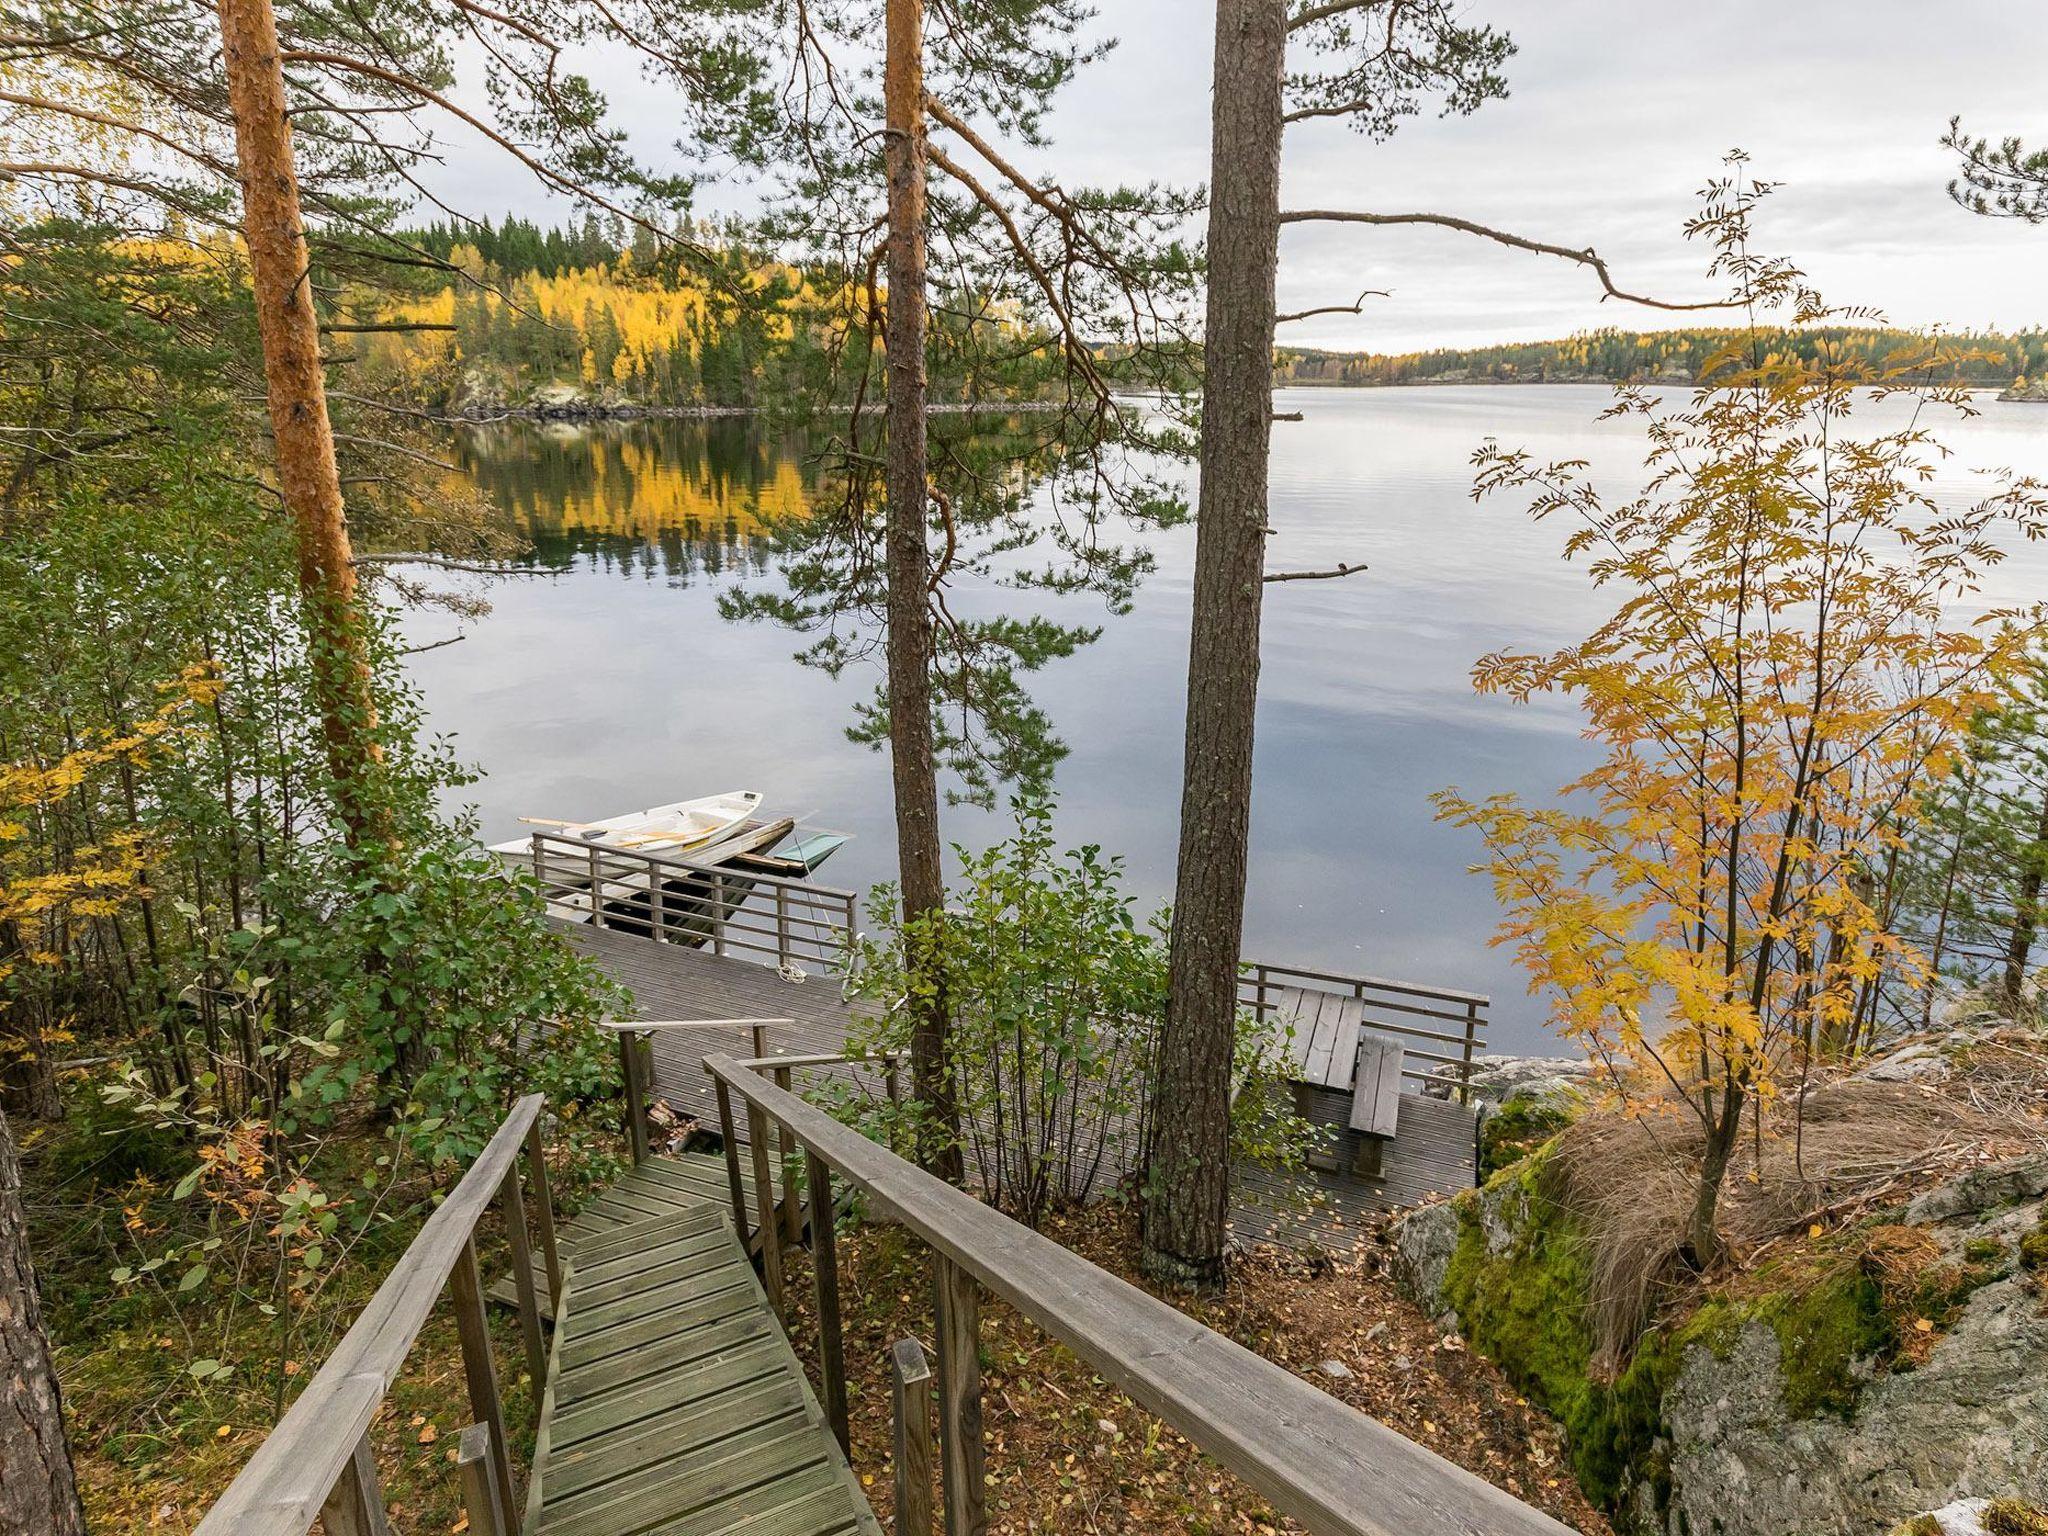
[375,217,2048,409]
[1275,326,2048,388]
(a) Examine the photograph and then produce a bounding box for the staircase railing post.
[745,1098,786,1313]
[711,869,728,956]
[499,1161,547,1422]
[620,1028,648,1165]
[523,1117,563,1311]
[774,1064,801,1245]
[317,1434,389,1536]
[892,1337,934,1536]
[806,1150,849,1453]
[715,1078,752,1245]
[450,1239,516,1524]
[456,1423,508,1536]
[932,1253,986,1536]
[1460,999,1480,1106]
[588,842,603,926]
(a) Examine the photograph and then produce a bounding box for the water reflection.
[410,388,2048,1053]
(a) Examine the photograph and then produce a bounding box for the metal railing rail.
[196,1096,559,1536]
[526,830,859,970]
[703,1053,1570,1536]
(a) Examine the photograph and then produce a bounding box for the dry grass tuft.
[1543,1037,2047,1363]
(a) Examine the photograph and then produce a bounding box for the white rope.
[778,961,808,984]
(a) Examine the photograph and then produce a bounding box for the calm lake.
[407,386,2048,1055]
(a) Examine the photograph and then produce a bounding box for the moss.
[1964,1236,2008,1267]
[1478,1097,1575,1179]
[1432,1155,1978,1516]
[1891,1518,1944,1536]
[2019,1214,2048,1274]
[1985,1497,2048,1536]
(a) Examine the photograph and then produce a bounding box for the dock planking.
[555,917,1479,1259]
[530,1204,879,1536]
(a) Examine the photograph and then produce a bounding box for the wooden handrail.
[197,1096,548,1536]
[701,1056,1569,1536]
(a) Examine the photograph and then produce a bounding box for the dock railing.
[195,1095,560,1536]
[526,829,859,970]
[1240,958,1486,1102]
[704,1051,1571,1536]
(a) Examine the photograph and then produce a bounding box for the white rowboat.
[489,790,763,865]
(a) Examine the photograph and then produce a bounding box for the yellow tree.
[1437,169,2048,1265]
[0,671,212,1536]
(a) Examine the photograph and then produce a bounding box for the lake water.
[407,386,2048,1055]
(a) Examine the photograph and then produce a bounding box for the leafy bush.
[831,796,1316,1227]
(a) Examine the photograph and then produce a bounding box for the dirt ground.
[782,1203,1611,1536]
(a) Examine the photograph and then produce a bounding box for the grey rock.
[1904,1152,2048,1225]
[1424,1053,1601,1105]
[1316,1358,1354,1380]
[1388,1196,1465,1313]
[1857,1042,1955,1085]
[1652,1264,2048,1536]
[1918,1498,1991,1536]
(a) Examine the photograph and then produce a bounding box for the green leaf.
[178,1263,209,1292]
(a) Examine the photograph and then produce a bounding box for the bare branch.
[1275,288,1389,323]
[1263,561,1367,583]
[1278,210,1732,312]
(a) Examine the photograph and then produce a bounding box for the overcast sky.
[418,1,2047,354]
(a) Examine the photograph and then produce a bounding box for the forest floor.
[781,1204,1611,1536]
[31,1114,1605,1535]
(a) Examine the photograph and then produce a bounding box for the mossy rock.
[1986,1497,2048,1536]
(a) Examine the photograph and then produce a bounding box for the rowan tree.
[1435,175,2048,1263]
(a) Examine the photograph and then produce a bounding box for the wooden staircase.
[525,1203,877,1536]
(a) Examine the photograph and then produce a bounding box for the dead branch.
[1275,288,1389,323]
[1263,561,1367,583]
[1277,209,1732,312]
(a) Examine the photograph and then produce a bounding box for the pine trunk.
[2001,787,2048,1011]
[1143,0,1287,1285]
[883,0,960,1181]
[0,1106,86,1536]
[217,0,387,850]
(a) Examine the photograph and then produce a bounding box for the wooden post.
[892,1337,934,1536]
[524,1118,563,1311]
[499,1162,547,1417]
[1460,1001,1480,1107]
[715,1078,752,1245]
[588,842,603,926]
[456,1423,508,1536]
[711,869,728,956]
[620,1029,648,1165]
[529,832,548,891]
[653,856,670,943]
[751,1022,769,1061]
[774,1064,801,1245]
[932,1254,986,1536]
[450,1240,516,1525]
[807,1150,849,1453]
[776,881,792,964]
[317,1434,389,1536]
[745,1099,785,1312]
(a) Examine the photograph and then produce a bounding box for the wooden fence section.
[1240,958,1485,1099]
[704,1052,1571,1536]
[527,830,859,972]
[195,1096,560,1536]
